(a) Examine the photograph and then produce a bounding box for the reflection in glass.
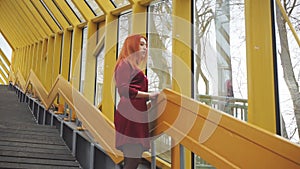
[193,0,247,168]
[148,0,173,163]
[117,11,132,55]
[110,0,130,8]
[85,0,104,16]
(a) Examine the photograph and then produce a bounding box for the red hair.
[115,34,147,70]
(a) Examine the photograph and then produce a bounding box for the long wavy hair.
[115,34,148,71]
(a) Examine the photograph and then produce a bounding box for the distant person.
[114,34,159,169]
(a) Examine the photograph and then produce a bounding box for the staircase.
[0,85,81,169]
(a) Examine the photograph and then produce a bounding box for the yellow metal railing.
[13,70,300,168]
[13,70,171,168]
[150,89,300,169]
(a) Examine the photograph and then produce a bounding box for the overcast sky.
[0,33,12,62]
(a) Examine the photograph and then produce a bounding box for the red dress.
[114,60,150,151]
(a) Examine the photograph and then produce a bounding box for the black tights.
[123,157,140,169]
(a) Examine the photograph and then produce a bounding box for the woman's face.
[139,38,147,58]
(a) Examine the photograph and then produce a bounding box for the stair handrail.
[150,88,300,169]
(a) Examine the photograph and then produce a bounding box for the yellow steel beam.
[102,14,118,121]
[70,27,83,90]
[4,1,41,42]
[45,36,55,91]
[132,3,146,36]
[25,44,34,79]
[23,0,53,35]
[0,49,11,68]
[0,18,21,48]
[14,0,47,39]
[245,0,276,133]
[60,30,72,80]
[52,33,62,86]
[70,0,95,21]
[40,39,48,86]
[19,0,51,37]
[31,43,38,76]
[83,22,98,103]
[0,5,30,46]
[41,0,70,29]
[0,68,8,83]
[0,59,9,75]
[53,0,81,26]
[30,0,61,32]
[172,0,192,168]
[23,46,29,79]
[36,41,43,79]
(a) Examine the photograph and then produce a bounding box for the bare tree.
[194,0,214,95]
[276,0,300,141]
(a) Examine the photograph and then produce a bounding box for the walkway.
[0,85,81,169]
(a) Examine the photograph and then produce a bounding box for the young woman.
[114,34,159,169]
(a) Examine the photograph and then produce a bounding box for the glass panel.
[79,27,88,93]
[148,0,173,163]
[95,44,105,106]
[66,0,86,22]
[110,0,130,8]
[115,11,132,109]
[117,11,132,54]
[274,1,300,143]
[68,31,74,81]
[193,0,247,168]
[85,0,104,16]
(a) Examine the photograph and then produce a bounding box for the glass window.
[66,0,86,22]
[117,11,132,55]
[194,0,247,117]
[193,0,247,168]
[95,44,105,106]
[85,0,104,16]
[148,0,173,163]
[274,1,300,143]
[68,31,74,81]
[115,11,132,108]
[79,27,88,93]
[110,0,130,8]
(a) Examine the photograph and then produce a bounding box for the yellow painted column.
[52,33,63,86]
[172,0,192,168]
[245,1,276,133]
[41,39,48,86]
[70,27,83,90]
[132,3,147,35]
[26,45,33,79]
[45,36,55,91]
[102,14,118,121]
[32,43,38,75]
[61,29,72,80]
[83,21,98,104]
[36,41,43,79]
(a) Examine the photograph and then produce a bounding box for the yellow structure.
[0,0,299,168]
